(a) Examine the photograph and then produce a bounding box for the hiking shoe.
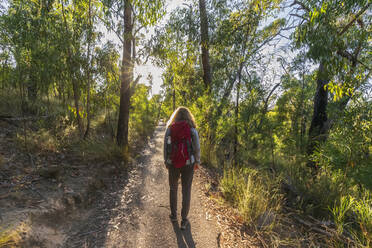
[180,219,189,230]
[169,214,177,222]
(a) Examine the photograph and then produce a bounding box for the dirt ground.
[62,123,222,247]
[1,121,236,247]
[1,119,266,248]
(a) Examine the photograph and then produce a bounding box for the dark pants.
[168,164,194,220]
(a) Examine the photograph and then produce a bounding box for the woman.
[163,106,200,230]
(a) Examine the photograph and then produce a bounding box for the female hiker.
[163,106,200,230]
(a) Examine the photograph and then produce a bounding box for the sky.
[134,0,188,95]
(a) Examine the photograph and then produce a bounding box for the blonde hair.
[166,106,197,128]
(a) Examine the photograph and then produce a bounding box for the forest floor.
[0,121,262,248]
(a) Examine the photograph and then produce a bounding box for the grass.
[0,229,21,248]
[70,137,124,163]
[0,222,30,248]
[215,155,372,247]
[220,166,284,229]
[330,195,355,235]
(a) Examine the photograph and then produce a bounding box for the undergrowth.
[9,96,159,164]
[220,166,284,229]
[216,157,372,247]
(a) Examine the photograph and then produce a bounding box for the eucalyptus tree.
[101,0,165,149]
[59,0,104,135]
[291,0,371,163]
[151,0,284,165]
[207,0,284,164]
[83,0,103,138]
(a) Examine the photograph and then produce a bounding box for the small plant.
[330,195,354,235]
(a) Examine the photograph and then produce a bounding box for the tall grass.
[276,159,372,247]
[220,167,283,229]
[353,192,372,247]
[70,137,123,162]
[329,191,372,247]
[330,195,355,235]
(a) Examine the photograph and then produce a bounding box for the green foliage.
[132,0,166,26]
[312,99,372,189]
[129,84,160,149]
[353,192,372,247]
[293,0,371,93]
[0,0,371,245]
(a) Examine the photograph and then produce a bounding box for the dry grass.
[0,222,29,248]
[16,129,59,153]
[70,137,124,163]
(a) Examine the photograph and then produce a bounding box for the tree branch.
[130,75,142,96]
[290,13,308,20]
[291,0,310,13]
[339,3,371,36]
[96,15,123,44]
[337,50,371,71]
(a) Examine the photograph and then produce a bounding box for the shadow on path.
[171,221,196,248]
[61,127,163,247]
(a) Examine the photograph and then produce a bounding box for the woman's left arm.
[191,128,201,165]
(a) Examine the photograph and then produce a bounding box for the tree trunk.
[233,66,241,166]
[198,0,212,92]
[84,0,92,139]
[27,74,38,102]
[71,73,83,134]
[116,0,132,149]
[307,63,329,167]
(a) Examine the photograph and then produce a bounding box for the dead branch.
[0,115,52,121]
[291,213,357,246]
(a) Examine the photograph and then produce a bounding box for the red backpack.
[170,121,192,168]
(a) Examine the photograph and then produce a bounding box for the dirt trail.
[105,123,219,247]
[64,123,219,247]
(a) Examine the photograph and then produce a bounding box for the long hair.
[166,106,197,128]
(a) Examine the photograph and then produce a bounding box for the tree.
[292,0,371,165]
[84,0,93,138]
[116,0,133,148]
[198,0,212,92]
[101,0,165,149]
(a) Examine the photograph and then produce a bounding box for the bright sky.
[134,0,187,95]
